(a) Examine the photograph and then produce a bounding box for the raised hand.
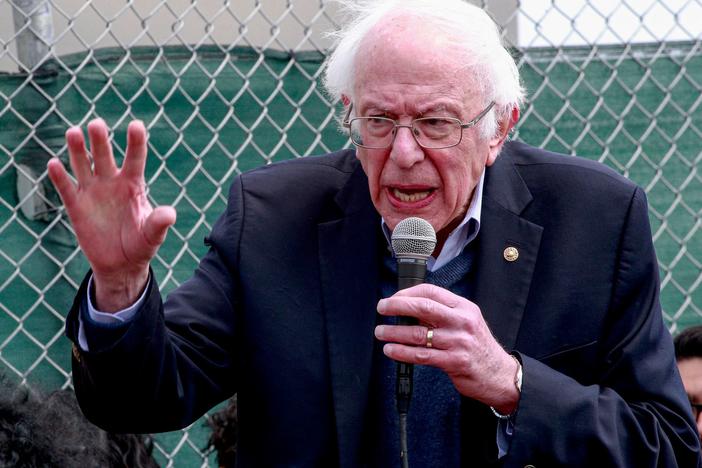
[47,119,176,312]
[374,283,521,414]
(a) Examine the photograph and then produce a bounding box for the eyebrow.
[415,102,466,118]
[359,102,460,118]
[418,103,449,114]
[357,95,462,112]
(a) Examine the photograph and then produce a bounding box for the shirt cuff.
[77,274,149,352]
[495,353,523,458]
[496,415,516,458]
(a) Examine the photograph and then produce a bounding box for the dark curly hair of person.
[205,396,238,468]
[0,376,159,468]
[675,325,702,360]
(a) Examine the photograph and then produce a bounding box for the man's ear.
[341,94,351,106]
[486,106,519,166]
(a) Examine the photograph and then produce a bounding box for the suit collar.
[484,140,534,215]
[472,141,543,350]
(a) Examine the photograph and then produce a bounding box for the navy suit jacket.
[66,141,701,466]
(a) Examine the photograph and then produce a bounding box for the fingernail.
[383,343,393,357]
[375,325,386,338]
[377,298,387,313]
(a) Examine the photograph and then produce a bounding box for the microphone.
[390,217,436,467]
[391,217,437,292]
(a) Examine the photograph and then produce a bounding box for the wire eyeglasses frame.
[342,101,496,149]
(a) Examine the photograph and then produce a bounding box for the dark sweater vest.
[365,243,476,467]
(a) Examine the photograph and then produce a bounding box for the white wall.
[518,0,702,47]
[1,0,699,73]
[0,0,340,72]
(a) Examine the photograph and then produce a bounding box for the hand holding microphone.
[377,217,522,417]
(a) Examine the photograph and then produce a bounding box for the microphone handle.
[396,257,428,414]
[397,257,428,292]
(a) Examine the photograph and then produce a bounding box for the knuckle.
[445,353,470,377]
[423,298,439,317]
[455,352,471,372]
[458,313,479,334]
[454,296,471,309]
[415,349,432,364]
[455,313,471,330]
[412,326,426,344]
[419,283,437,295]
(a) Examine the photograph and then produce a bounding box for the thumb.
[143,205,177,247]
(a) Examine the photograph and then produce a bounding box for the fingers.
[142,206,177,247]
[87,118,118,177]
[377,295,443,326]
[122,120,148,180]
[394,283,462,307]
[65,126,93,185]
[377,285,516,404]
[376,321,461,349]
[65,118,147,184]
[376,284,481,364]
[376,324,430,348]
[376,322,459,368]
[377,324,479,373]
[380,339,482,377]
[378,284,470,327]
[381,342,443,367]
[46,158,77,208]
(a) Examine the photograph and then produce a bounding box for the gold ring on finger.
[426,328,434,348]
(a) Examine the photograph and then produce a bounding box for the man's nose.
[389,125,424,168]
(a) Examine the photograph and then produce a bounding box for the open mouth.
[390,187,434,203]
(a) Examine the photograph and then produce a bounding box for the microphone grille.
[391,217,437,258]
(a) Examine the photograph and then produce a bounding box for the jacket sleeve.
[505,187,701,467]
[65,176,247,434]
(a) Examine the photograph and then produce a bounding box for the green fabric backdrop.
[0,43,700,465]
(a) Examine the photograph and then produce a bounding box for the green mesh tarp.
[0,43,700,465]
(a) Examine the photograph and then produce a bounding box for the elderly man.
[48,0,699,466]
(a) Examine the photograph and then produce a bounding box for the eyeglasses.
[342,101,495,150]
[690,401,702,419]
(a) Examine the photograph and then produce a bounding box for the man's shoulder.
[502,140,638,194]
[241,149,359,184]
[230,148,367,220]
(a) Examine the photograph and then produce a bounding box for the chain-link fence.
[0,0,700,465]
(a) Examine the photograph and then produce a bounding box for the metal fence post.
[11,0,53,73]
[12,0,55,221]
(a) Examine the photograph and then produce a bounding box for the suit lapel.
[472,146,543,351]
[318,164,380,467]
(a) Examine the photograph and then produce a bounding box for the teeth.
[392,188,431,202]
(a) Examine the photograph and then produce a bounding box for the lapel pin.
[503,246,519,262]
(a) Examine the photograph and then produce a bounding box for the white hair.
[322,0,525,139]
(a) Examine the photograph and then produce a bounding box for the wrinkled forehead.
[352,13,480,100]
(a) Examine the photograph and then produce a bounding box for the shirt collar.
[381,170,485,272]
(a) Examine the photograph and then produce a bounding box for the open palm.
[47,119,176,311]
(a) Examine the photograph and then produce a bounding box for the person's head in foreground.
[675,325,702,441]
